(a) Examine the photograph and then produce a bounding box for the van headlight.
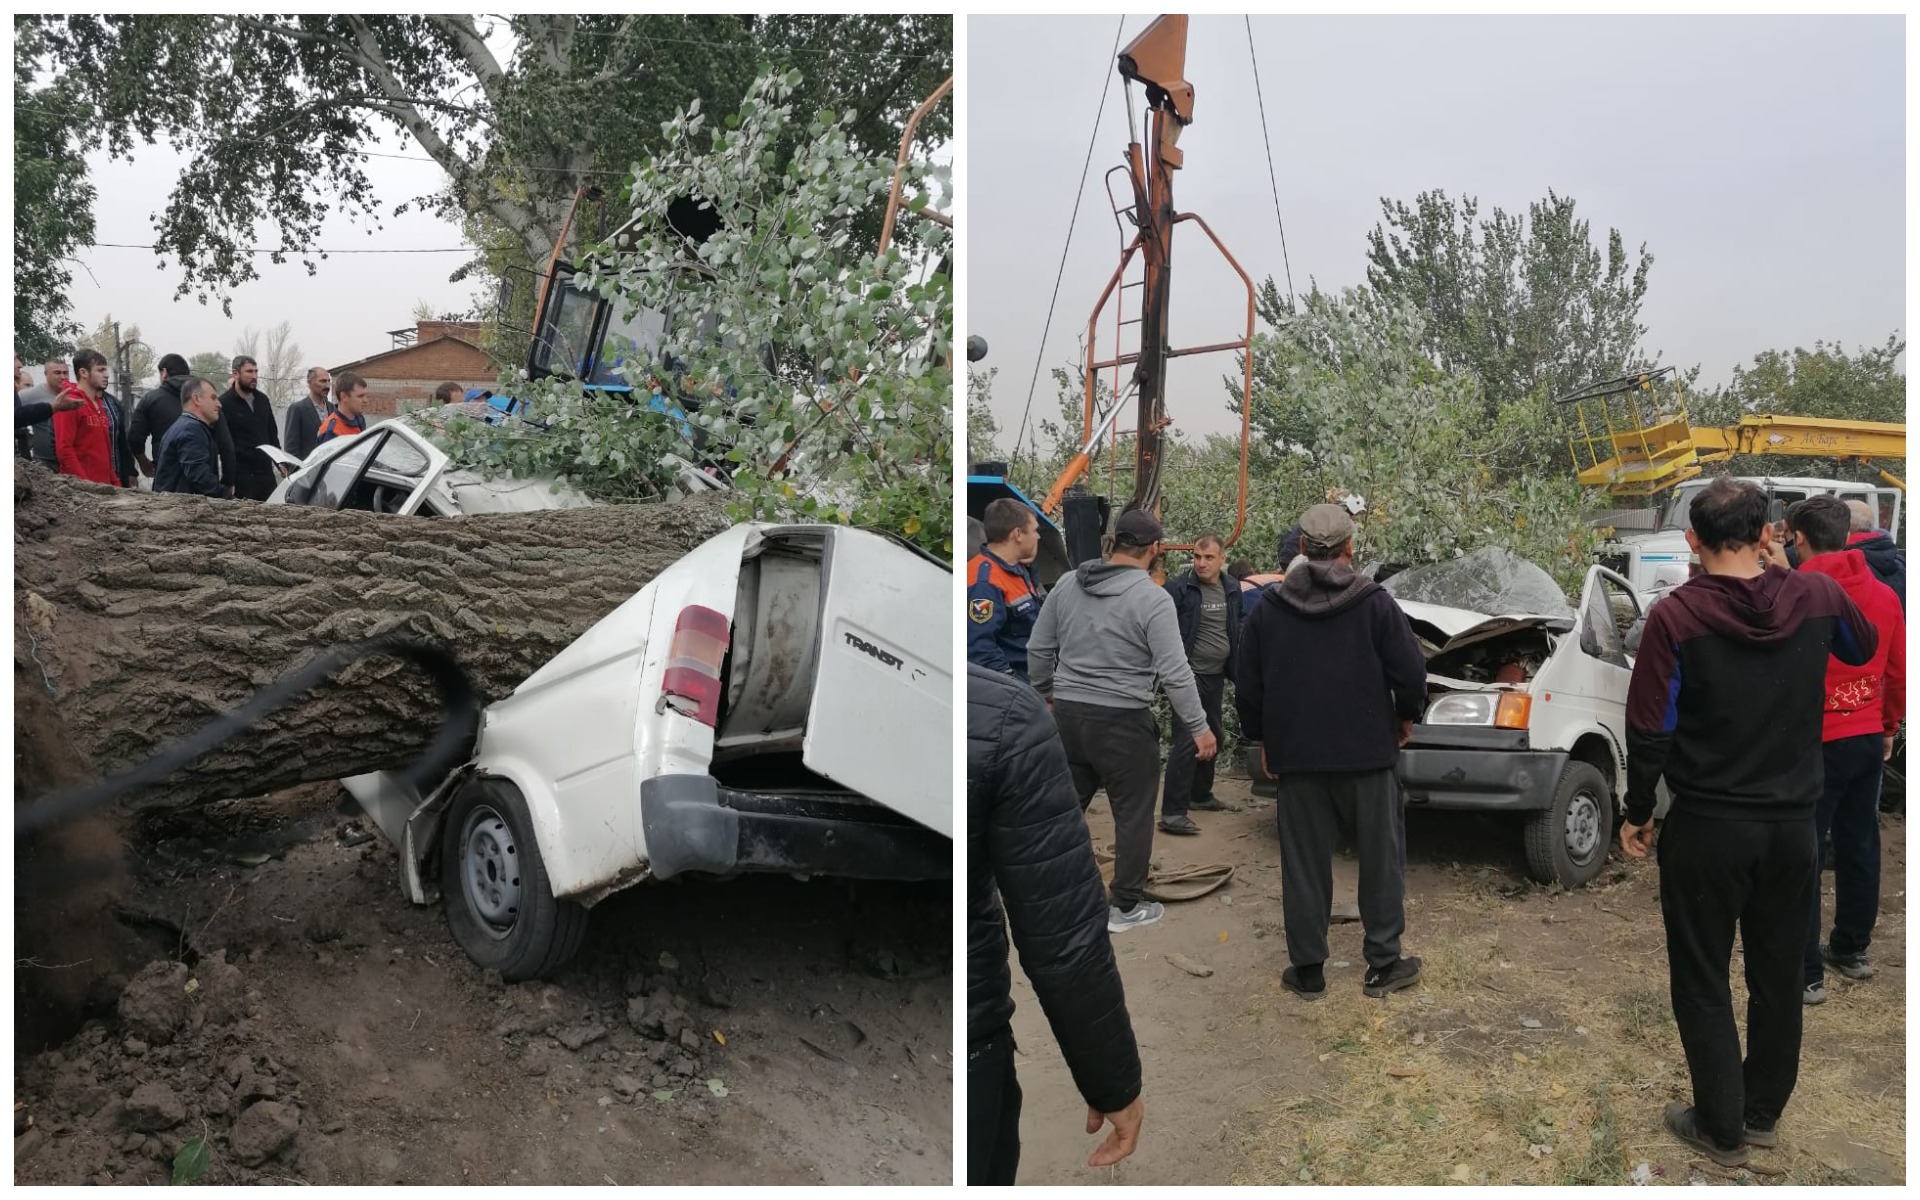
[1424,692,1531,730]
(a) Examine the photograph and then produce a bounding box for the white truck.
[1599,475,1902,593]
[345,521,953,980]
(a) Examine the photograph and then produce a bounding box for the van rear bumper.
[640,773,950,882]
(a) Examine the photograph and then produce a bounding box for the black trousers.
[1806,734,1885,981]
[1658,808,1816,1147]
[1052,700,1160,910]
[1273,768,1406,971]
[967,1025,1022,1185]
[1161,671,1225,820]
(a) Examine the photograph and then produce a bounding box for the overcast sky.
[969,14,1906,446]
[51,23,952,397]
[63,134,477,389]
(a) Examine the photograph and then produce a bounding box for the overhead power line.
[86,242,475,255]
[1245,16,1295,305]
[1012,14,1127,469]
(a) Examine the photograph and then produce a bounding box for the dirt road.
[15,789,952,1186]
[1009,776,1905,1186]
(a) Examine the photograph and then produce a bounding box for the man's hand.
[1619,817,1655,860]
[1397,719,1414,748]
[1086,1096,1144,1168]
[1192,729,1218,761]
[49,391,84,413]
[1887,733,1898,762]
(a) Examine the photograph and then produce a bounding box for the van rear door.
[801,529,953,837]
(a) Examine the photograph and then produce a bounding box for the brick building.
[330,319,500,418]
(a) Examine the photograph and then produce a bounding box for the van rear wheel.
[1524,762,1612,888]
[441,777,589,980]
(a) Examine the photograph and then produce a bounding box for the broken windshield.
[1381,546,1575,620]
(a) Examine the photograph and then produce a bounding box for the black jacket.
[1235,560,1428,773]
[1165,567,1242,669]
[1849,531,1905,612]
[967,665,1141,1115]
[1277,523,1303,568]
[219,386,281,500]
[1623,567,1875,824]
[130,376,185,463]
[101,392,137,487]
[153,414,228,498]
[282,395,331,461]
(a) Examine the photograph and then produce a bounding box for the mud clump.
[117,962,191,1045]
[227,1101,300,1167]
[122,1083,184,1132]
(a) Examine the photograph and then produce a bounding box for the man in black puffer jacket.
[969,664,1143,1183]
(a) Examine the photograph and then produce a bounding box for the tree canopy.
[1363,188,1654,417]
[28,14,950,320]
[429,69,952,556]
[13,17,97,360]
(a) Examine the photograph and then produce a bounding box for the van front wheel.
[440,778,589,980]
[1523,762,1612,888]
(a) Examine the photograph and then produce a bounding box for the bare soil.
[1009,776,1905,1186]
[14,789,951,1186]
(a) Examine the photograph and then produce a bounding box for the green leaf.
[171,1136,210,1185]
[706,1078,729,1097]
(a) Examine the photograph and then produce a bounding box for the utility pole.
[112,321,133,404]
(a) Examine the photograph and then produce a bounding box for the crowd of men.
[968,479,1903,1181]
[13,348,480,499]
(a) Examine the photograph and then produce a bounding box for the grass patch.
[1231,863,1906,1187]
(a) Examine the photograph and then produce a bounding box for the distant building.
[330,319,499,419]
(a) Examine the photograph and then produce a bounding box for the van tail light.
[661,605,730,726]
[1494,693,1532,730]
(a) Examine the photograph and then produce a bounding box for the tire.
[1523,761,1612,888]
[440,777,590,981]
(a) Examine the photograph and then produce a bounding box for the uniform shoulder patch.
[969,598,994,624]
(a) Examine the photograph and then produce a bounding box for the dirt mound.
[15,951,265,1184]
[15,822,950,1185]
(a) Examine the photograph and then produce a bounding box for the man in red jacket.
[52,348,124,487]
[1785,496,1904,1003]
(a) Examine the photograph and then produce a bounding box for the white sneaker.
[1108,900,1165,933]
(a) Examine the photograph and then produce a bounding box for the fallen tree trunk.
[13,467,733,812]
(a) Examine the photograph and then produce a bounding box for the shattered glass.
[1381,546,1575,620]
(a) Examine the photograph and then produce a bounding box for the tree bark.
[13,467,732,812]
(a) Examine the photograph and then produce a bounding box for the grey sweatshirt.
[1027,560,1208,733]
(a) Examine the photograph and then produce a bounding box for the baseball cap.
[464,387,493,402]
[1298,503,1356,551]
[1112,509,1166,547]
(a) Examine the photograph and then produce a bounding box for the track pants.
[1273,768,1406,971]
[1658,808,1816,1147]
[1052,701,1160,911]
[967,1026,1022,1185]
[1806,733,1885,982]
[1161,671,1225,820]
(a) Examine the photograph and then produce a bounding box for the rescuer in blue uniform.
[968,498,1044,679]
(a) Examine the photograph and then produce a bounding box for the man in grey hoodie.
[1028,509,1216,933]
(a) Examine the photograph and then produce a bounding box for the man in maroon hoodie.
[1785,496,1904,1002]
[1618,478,1876,1167]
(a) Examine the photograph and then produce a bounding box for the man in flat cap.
[1236,503,1429,998]
[1027,509,1216,933]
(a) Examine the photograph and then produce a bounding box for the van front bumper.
[640,773,950,882]
[1397,727,1564,812]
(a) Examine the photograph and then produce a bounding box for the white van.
[346,523,953,979]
